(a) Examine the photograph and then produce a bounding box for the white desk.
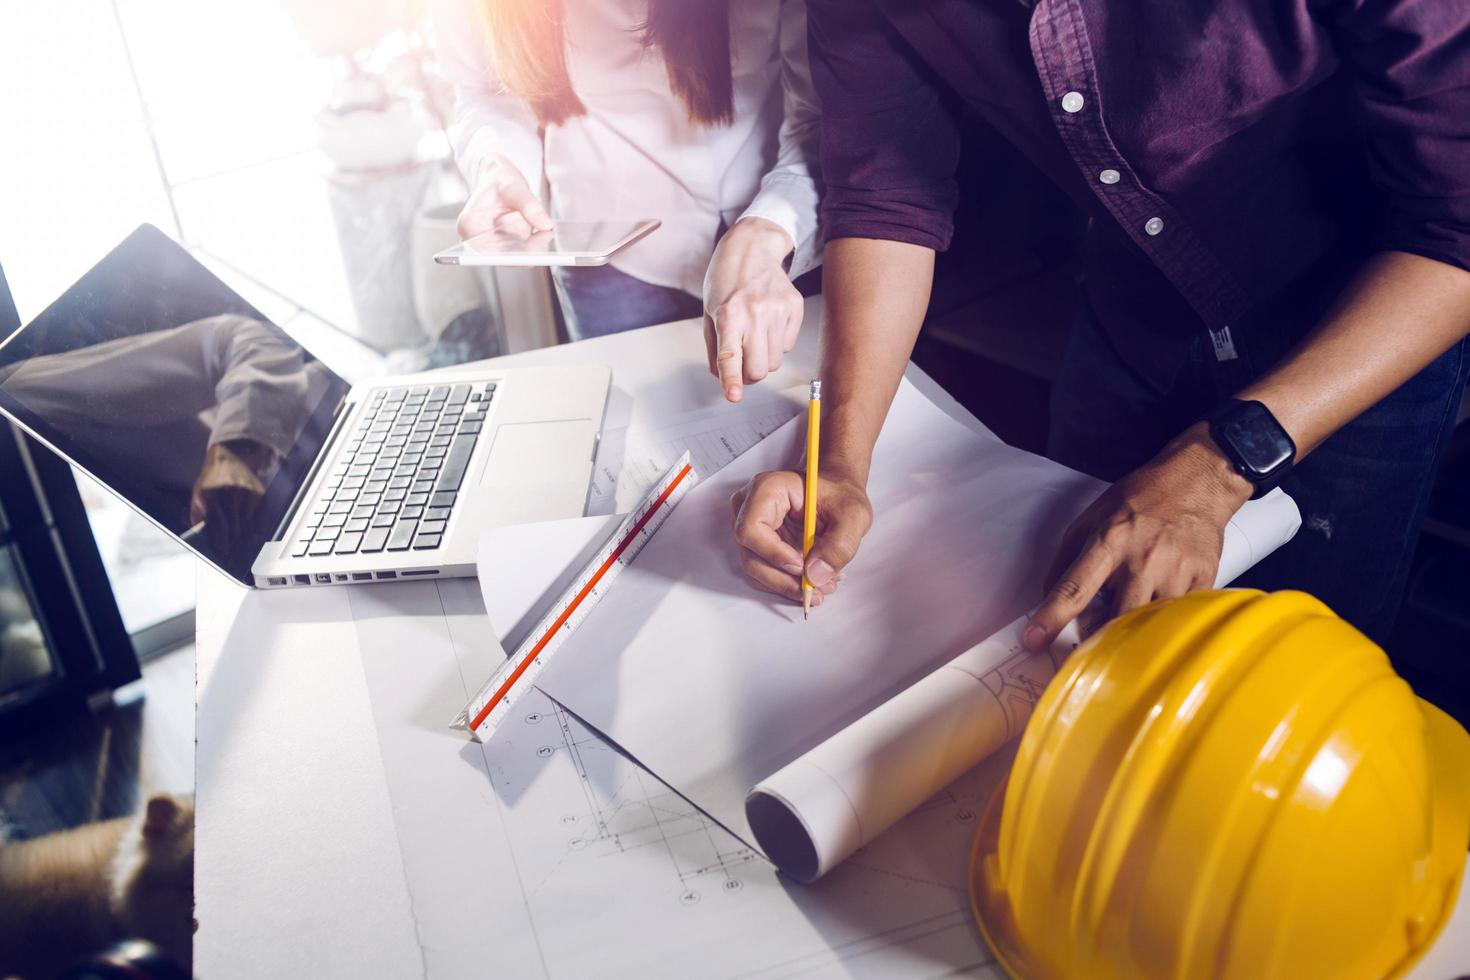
[194,299,1470,978]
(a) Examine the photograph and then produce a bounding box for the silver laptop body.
[251,361,609,588]
[0,225,609,590]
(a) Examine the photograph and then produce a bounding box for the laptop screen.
[0,224,351,585]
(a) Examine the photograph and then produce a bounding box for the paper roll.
[746,488,1303,882]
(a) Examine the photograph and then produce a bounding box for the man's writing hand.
[729,469,872,605]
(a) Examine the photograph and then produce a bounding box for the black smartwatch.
[1205,399,1296,499]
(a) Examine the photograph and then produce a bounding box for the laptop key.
[419,519,447,536]
[308,540,334,557]
[412,533,442,550]
[435,433,478,493]
[406,492,430,508]
[400,504,425,520]
[361,526,390,553]
[458,420,483,435]
[344,518,369,534]
[387,520,417,551]
[335,531,364,555]
[425,507,452,523]
[430,491,457,510]
[449,383,471,404]
[291,539,311,558]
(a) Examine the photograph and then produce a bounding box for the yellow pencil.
[802,379,821,619]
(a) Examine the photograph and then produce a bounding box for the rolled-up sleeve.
[806,0,962,251]
[1321,0,1470,272]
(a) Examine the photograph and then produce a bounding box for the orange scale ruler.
[453,451,697,742]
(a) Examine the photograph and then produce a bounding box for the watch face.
[1221,405,1294,476]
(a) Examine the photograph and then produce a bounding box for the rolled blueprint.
[746,488,1303,882]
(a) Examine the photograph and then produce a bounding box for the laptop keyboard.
[289,381,495,559]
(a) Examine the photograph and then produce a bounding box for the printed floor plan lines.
[538,701,763,900]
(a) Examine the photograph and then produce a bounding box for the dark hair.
[479,0,733,128]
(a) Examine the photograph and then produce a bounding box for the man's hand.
[703,217,803,403]
[190,440,272,557]
[730,469,873,606]
[1023,423,1255,651]
[456,154,554,241]
[721,237,934,606]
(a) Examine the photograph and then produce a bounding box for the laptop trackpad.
[477,420,596,523]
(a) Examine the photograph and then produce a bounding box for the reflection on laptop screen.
[0,225,351,583]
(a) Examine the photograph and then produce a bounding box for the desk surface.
[194,298,1470,978]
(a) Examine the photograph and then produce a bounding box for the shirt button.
[1099,169,1121,185]
[1061,91,1085,113]
[1144,216,1165,236]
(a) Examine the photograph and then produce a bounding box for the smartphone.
[433,219,661,267]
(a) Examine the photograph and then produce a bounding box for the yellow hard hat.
[970,589,1470,980]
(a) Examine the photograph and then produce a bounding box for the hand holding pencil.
[730,380,874,610]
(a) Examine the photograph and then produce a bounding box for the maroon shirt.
[808,0,1470,376]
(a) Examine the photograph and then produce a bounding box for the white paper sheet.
[745,485,1302,881]
[536,380,1100,847]
[587,390,800,515]
[477,514,622,644]
[352,578,1011,978]
[536,380,1303,864]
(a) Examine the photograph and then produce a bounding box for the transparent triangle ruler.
[453,451,698,742]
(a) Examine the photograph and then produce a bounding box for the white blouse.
[432,0,822,297]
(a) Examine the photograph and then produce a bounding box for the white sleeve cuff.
[740,173,823,279]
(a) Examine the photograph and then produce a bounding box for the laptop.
[0,224,611,589]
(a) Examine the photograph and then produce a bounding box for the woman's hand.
[1023,422,1255,651]
[703,217,803,403]
[730,469,873,606]
[456,154,554,240]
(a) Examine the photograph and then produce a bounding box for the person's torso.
[546,0,789,293]
[878,0,1378,363]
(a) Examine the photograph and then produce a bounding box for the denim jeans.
[1048,298,1470,644]
[553,264,704,341]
